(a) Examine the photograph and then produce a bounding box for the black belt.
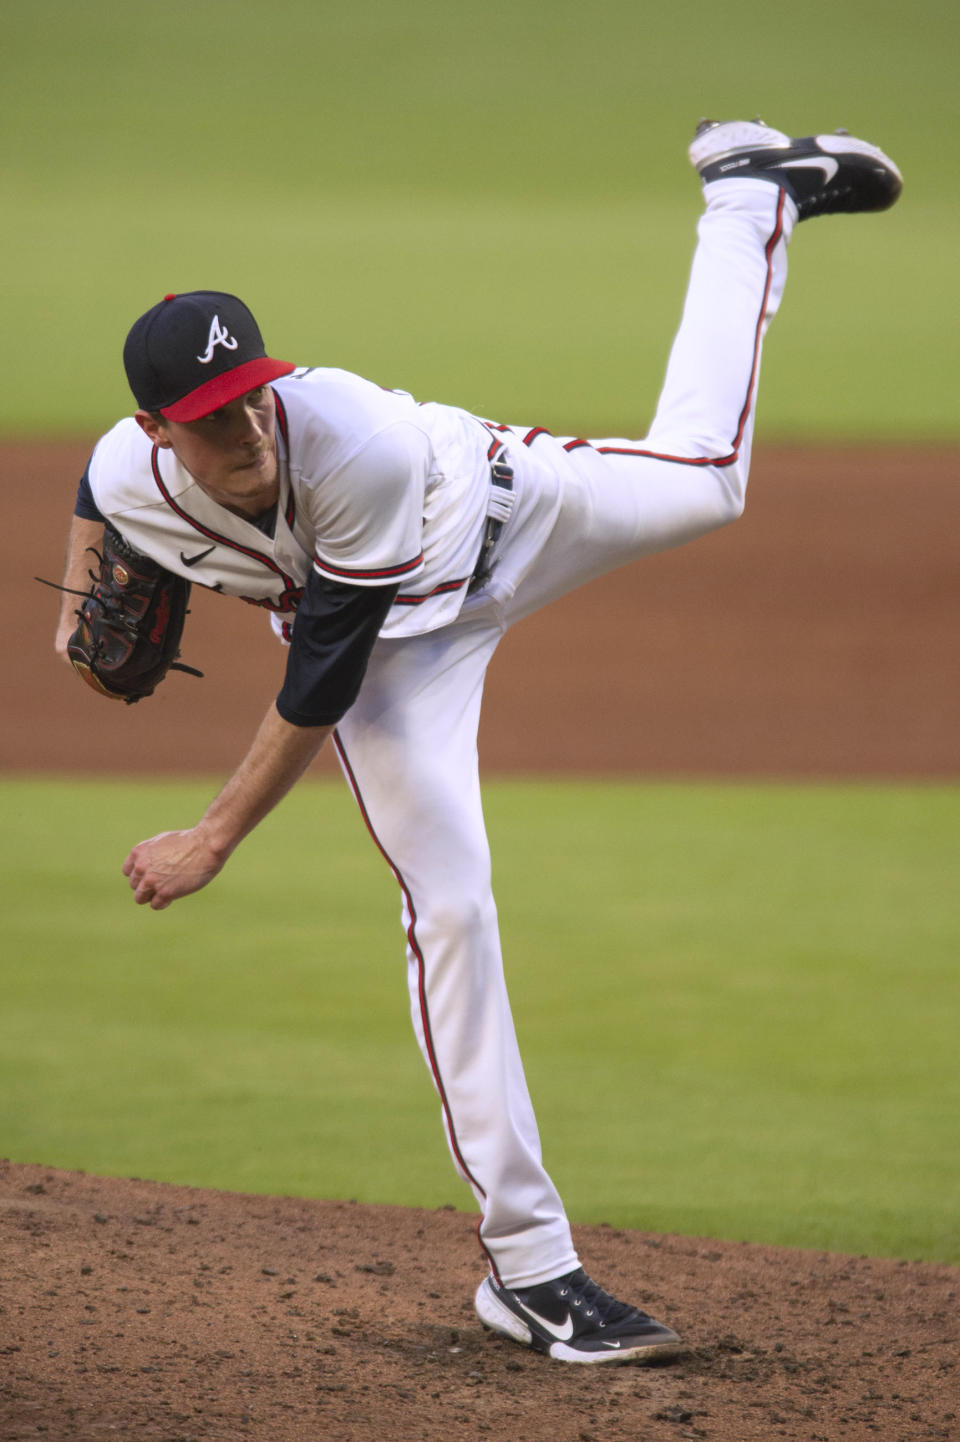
[468,461,514,595]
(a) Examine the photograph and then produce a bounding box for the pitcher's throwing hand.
[122,828,227,910]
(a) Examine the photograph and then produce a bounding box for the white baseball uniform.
[79,179,792,1287]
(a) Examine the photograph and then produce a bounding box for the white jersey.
[85,368,501,638]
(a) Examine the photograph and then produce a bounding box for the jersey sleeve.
[75,459,106,522]
[308,422,428,587]
[275,568,399,727]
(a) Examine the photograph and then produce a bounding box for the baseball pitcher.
[52,120,901,1362]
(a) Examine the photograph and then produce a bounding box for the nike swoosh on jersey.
[180,545,216,567]
[516,1304,575,1341]
[779,155,839,183]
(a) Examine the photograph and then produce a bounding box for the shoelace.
[550,1270,647,1327]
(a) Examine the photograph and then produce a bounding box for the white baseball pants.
[333,180,794,1288]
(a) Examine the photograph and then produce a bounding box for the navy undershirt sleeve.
[275,569,399,727]
[75,460,105,522]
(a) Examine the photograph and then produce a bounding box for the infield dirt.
[2,1162,957,1442]
[9,441,960,777]
[3,441,958,1440]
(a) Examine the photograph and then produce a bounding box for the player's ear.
[135,410,173,448]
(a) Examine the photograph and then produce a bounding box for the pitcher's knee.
[416,886,499,950]
[675,475,745,543]
[698,461,747,527]
[717,483,746,524]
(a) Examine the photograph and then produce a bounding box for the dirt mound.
[2,1162,955,1441]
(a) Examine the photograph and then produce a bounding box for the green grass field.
[2,0,957,438]
[3,776,957,1264]
[3,0,956,1274]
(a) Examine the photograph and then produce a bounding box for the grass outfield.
[2,0,957,438]
[2,776,956,1264]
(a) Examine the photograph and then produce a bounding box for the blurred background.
[1,0,956,438]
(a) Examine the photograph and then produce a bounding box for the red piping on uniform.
[488,191,786,472]
[394,578,470,606]
[272,393,298,531]
[315,552,424,582]
[331,731,500,1284]
[273,390,289,444]
[594,189,786,468]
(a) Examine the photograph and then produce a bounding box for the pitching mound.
[2,1162,955,1441]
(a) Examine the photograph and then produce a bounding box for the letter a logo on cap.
[197,315,240,364]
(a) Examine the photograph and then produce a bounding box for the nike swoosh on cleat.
[518,1305,575,1341]
[778,155,839,183]
[180,546,216,567]
[600,1340,623,1349]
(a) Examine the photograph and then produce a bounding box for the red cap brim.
[159,358,297,422]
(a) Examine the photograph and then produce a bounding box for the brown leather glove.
[67,525,202,703]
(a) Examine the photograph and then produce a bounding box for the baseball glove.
[66,525,203,703]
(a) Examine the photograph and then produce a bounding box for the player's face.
[137,386,279,516]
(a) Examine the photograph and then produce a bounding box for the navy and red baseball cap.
[123,291,295,422]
